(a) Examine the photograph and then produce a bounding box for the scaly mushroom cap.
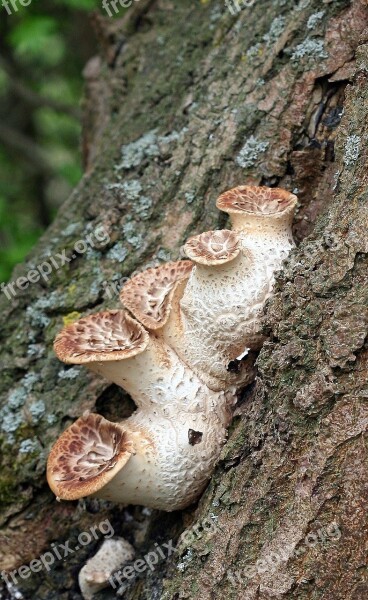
[120,260,193,330]
[54,310,149,364]
[47,413,134,500]
[184,230,240,266]
[216,185,297,218]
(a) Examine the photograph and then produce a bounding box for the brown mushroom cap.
[54,310,149,364]
[216,186,297,217]
[120,260,193,330]
[47,413,134,501]
[184,230,240,266]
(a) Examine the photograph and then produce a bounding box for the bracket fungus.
[53,308,202,409]
[50,311,233,509]
[171,229,260,389]
[47,185,297,511]
[120,260,193,331]
[47,413,134,501]
[216,185,297,240]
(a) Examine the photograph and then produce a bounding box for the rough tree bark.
[0,1,367,599]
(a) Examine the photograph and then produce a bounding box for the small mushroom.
[216,185,297,239]
[78,537,135,600]
[53,309,188,408]
[162,230,257,389]
[184,229,241,266]
[120,260,193,330]
[47,413,135,501]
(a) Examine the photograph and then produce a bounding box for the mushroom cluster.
[47,186,297,511]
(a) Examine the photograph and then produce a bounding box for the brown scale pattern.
[53,310,148,363]
[47,414,133,500]
[184,230,240,265]
[120,260,193,330]
[217,185,297,215]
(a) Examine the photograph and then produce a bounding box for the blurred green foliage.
[0,0,101,282]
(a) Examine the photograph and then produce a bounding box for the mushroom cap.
[47,413,134,501]
[120,260,193,330]
[216,185,297,217]
[184,230,240,266]
[54,310,149,364]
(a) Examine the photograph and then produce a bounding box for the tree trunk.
[1,1,367,599]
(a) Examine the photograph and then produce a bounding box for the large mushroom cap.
[47,413,134,501]
[120,260,193,330]
[184,230,240,266]
[54,310,149,364]
[216,185,297,217]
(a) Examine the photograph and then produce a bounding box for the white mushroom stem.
[227,204,295,238]
[78,538,135,600]
[48,376,234,510]
[95,380,233,508]
[171,252,258,389]
[216,187,296,355]
[87,334,189,410]
[161,233,256,390]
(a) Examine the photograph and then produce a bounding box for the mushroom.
[49,311,235,509]
[120,262,191,379]
[47,397,233,508]
[216,185,297,240]
[47,185,296,511]
[120,260,193,331]
[53,309,186,407]
[47,413,135,501]
[165,187,297,388]
[215,186,297,349]
[149,230,255,389]
[78,537,135,600]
